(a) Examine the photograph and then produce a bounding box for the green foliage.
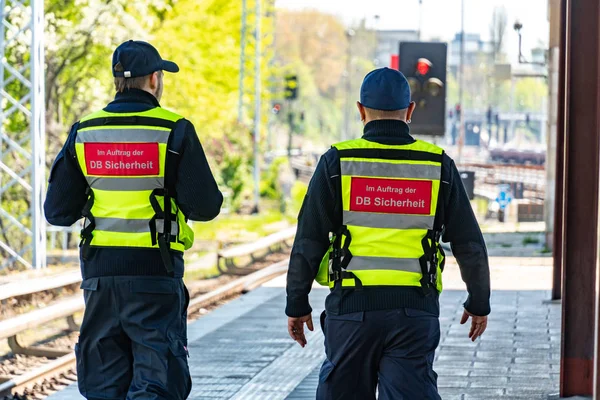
[290,181,309,217]
[522,235,541,245]
[272,10,375,147]
[219,153,250,212]
[45,0,173,148]
[192,207,293,243]
[447,63,546,114]
[152,0,275,213]
[208,123,254,212]
[515,78,547,112]
[260,157,286,200]
[154,0,273,144]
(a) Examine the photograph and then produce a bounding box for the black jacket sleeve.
[44,124,88,226]
[285,149,339,317]
[441,154,491,316]
[175,121,223,221]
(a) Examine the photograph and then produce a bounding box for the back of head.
[111,40,179,99]
[359,67,413,122]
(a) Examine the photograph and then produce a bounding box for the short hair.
[363,106,407,120]
[113,62,152,92]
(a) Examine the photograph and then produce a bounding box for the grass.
[500,243,513,248]
[183,199,300,280]
[185,264,220,280]
[522,235,541,246]
[192,202,296,244]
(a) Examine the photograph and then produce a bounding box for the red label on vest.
[84,143,159,176]
[350,177,432,214]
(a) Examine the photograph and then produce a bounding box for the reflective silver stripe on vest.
[94,217,178,236]
[340,161,440,180]
[343,211,435,230]
[86,176,164,191]
[347,256,422,273]
[94,217,149,233]
[77,128,171,144]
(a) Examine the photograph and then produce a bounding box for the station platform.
[49,259,560,400]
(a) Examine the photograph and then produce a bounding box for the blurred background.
[0,0,552,272]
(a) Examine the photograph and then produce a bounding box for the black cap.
[112,40,179,78]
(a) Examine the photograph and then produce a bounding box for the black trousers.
[75,276,191,400]
[316,308,441,400]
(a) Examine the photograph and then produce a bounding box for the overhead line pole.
[252,0,262,213]
[238,0,248,123]
[31,0,46,269]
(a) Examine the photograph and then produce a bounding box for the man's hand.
[288,314,314,348]
[460,309,488,341]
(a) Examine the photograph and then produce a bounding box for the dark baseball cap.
[112,40,179,78]
[360,67,411,111]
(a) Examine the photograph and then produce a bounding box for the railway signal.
[398,42,447,136]
[284,75,298,100]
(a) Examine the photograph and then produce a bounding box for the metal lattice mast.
[0,0,46,270]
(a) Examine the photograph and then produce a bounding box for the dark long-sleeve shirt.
[44,89,223,278]
[286,119,490,318]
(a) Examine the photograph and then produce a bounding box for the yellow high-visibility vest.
[315,138,445,293]
[74,107,194,269]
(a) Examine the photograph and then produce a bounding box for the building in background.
[448,32,494,73]
[374,30,419,68]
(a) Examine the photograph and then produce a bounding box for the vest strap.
[330,227,363,290]
[149,188,174,273]
[151,119,187,273]
[79,187,95,261]
[419,230,441,296]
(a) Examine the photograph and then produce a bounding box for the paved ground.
[49,257,560,400]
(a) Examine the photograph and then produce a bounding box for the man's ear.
[149,71,159,89]
[406,101,416,122]
[357,101,366,122]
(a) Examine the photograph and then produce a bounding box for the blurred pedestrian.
[286,67,490,399]
[45,40,223,400]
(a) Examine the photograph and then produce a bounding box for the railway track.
[0,255,289,399]
[0,228,294,400]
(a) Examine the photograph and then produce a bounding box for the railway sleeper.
[7,336,71,358]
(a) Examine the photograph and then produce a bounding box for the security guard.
[286,68,490,399]
[45,41,223,399]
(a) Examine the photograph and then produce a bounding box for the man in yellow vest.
[45,40,223,399]
[286,67,490,399]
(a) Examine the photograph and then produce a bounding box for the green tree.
[273,10,375,147]
[153,0,274,208]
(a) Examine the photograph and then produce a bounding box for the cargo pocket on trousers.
[80,278,99,305]
[319,359,336,384]
[130,279,177,312]
[75,343,86,396]
[168,338,191,400]
[130,279,176,294]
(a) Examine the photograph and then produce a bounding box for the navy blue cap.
[112,40,179,78]
[360,67,411,111]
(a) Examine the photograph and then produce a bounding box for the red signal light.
[416,58,432,76]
